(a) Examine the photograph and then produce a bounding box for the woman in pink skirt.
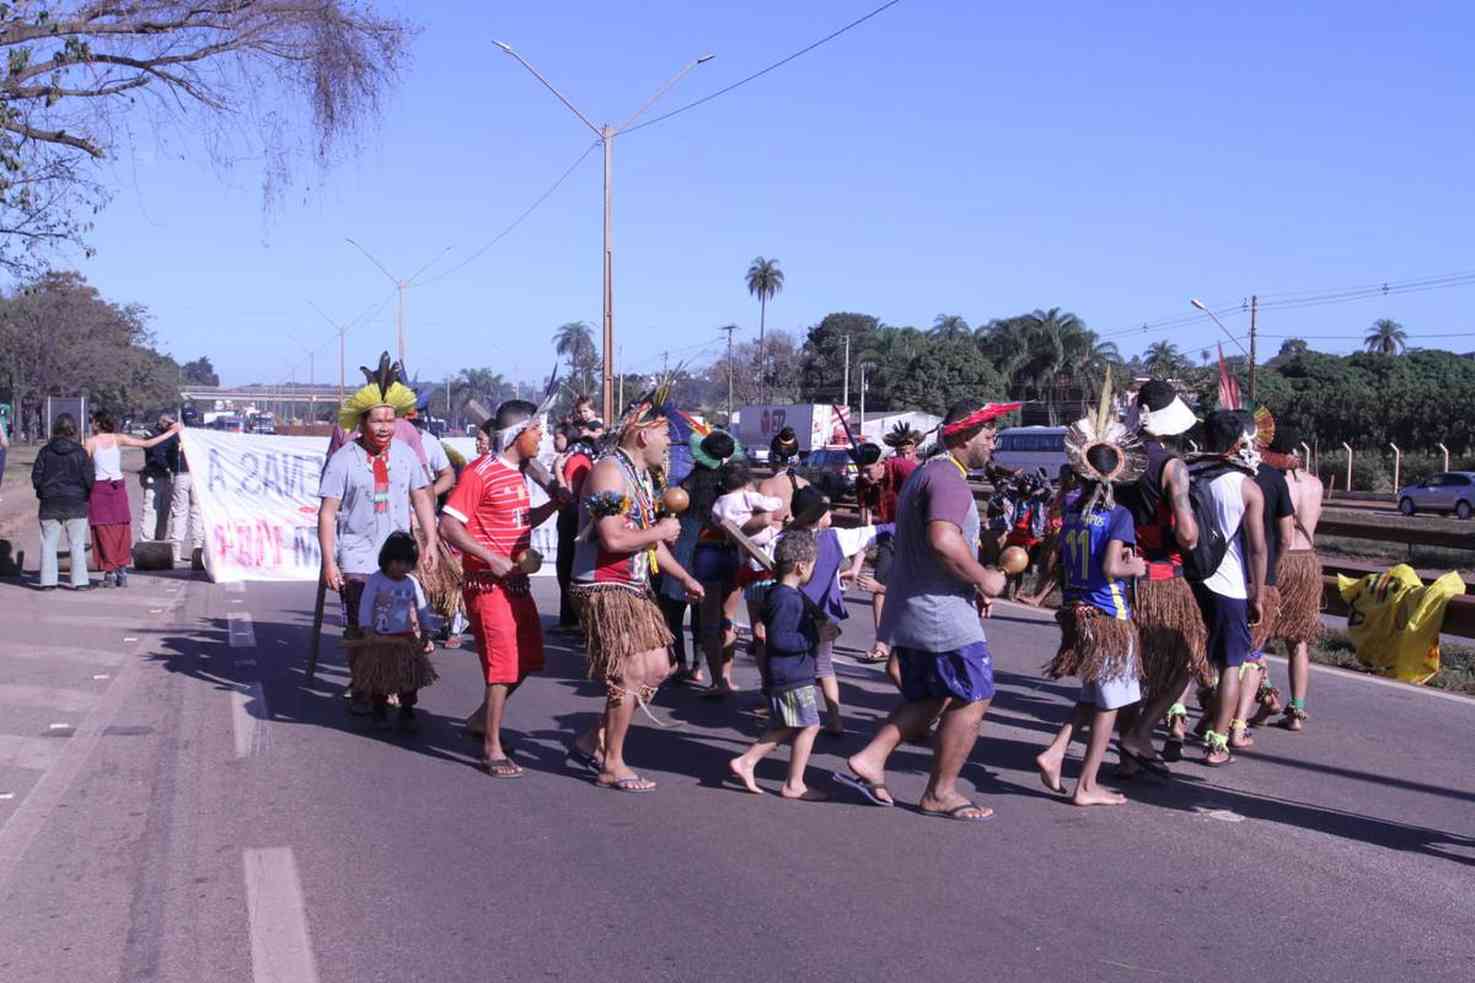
[85,413,180,587]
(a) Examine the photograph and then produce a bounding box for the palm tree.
[931,313,970,338]
[1144,340,1187,379]
[1364,318,1408,355]
[745,257,784,403]
[553,320,598,393]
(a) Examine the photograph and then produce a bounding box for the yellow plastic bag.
[1336,564,1465,684]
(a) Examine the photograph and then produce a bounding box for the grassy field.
[1315,533,1475,580]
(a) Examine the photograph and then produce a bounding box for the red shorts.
[464,586,545,685]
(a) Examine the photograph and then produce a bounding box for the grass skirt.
[419,542,465,621]
[343,632,438,696]
[1045,605,1143,684]
[1251,584,1282,651]
[1275,550,1325,644]
[1136,575,1212,693]
[571,583,674,686]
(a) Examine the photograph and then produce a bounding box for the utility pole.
[719,324,738,423]
[345,239,451,369]
[1248,294,1258,402]
[841,333,851,409]
[859,361,869,430]
[493,41,713,425]
[616,344,624,414]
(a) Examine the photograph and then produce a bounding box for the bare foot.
[728,757,764,794]
[823,723,845,737]
[1073,786,1128,807]
[1229,727,1254,750]
[844,752,895,806]
[1035,749,1066,794]
[1282,714,1304,733]
[780,784,830,802]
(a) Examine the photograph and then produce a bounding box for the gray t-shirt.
[877,456,985,651]
[319,440,429,575]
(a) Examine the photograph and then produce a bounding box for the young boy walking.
[728,530,832,801]
[1036,424,1148,807]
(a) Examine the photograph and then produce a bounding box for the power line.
[620,0,908,137]
[418,141,601,286]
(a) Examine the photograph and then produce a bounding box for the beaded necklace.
[611,447,655,527]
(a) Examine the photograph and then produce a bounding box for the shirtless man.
[1264,425,1324,731]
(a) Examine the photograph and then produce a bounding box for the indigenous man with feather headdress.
[1035,374,1149,806]
[568,385,705,793]
[318,353,440,715]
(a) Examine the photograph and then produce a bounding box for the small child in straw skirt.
[1037,486,1148,807]
[346,531,439,732]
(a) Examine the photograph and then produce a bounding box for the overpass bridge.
[181,384,345,422]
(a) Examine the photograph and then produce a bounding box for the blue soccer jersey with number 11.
[1060,493,1137,620]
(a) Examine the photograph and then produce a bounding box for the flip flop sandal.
[1201,753,1234,768]
[833,771,894,807]
[479,757,524,779]
[920,801,993,822]
[1119,747,1172,779]
[566,745,602,773]
[598,776,656,793]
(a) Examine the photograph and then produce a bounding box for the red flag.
[1217,343,1242,410]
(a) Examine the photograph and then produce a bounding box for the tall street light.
[345,239,453,368]
[1189,298,1249,356]
[493,41,714,423]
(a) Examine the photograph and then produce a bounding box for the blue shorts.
[693,543,738,591]
[896,641,996,704]
[768,685,822,728]
[1191,584,1252,670]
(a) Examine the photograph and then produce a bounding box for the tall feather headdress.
[338,352,417,431]
[1064,368,1138,512]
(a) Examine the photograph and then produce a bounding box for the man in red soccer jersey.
[440,400,566,778]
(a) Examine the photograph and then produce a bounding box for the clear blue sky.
[68,0,1475,386]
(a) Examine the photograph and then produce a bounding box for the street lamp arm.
[616,53,715,134]
[1188,298,1248,356]
[345,237,400,286]
[493,41,602,137]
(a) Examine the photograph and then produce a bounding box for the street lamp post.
[345,240,452,368]
[493,41,713,424]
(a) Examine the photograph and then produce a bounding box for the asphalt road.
[1,537,1473,982]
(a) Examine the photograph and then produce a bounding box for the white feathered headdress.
[1064,368,1139,512]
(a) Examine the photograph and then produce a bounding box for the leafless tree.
[0,1,413,275]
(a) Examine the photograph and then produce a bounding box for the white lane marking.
[227,612,257,648]
[226,581,245,594]
[93,674,110,681]
[0,685,97,714]
[243,847,321,983]
[123,637,139,643]
[1192,806,1246,823]
[149,608,164,614]
[0,736,66,771]
[232,682,270,758]
[0,794,14,801]
[47,723,73,732]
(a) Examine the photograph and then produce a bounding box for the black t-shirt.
[1254,464,1295,586]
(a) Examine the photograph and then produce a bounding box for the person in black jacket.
[137,413,176,541]
[32,413,95,590]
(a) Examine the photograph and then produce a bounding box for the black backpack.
[1181,459,1253,583]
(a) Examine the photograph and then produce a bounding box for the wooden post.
[1248,294,1258,402]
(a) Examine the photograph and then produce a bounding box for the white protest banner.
[180,429,329,583]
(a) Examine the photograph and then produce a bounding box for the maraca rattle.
[512,548,544,576]
[660,487,690,516]
[999,545,1030,575]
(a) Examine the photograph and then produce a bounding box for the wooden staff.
[306,573,328,683]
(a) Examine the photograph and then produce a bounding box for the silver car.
[1397,471,1475,519]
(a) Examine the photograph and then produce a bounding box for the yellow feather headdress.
[339,352,418,431]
